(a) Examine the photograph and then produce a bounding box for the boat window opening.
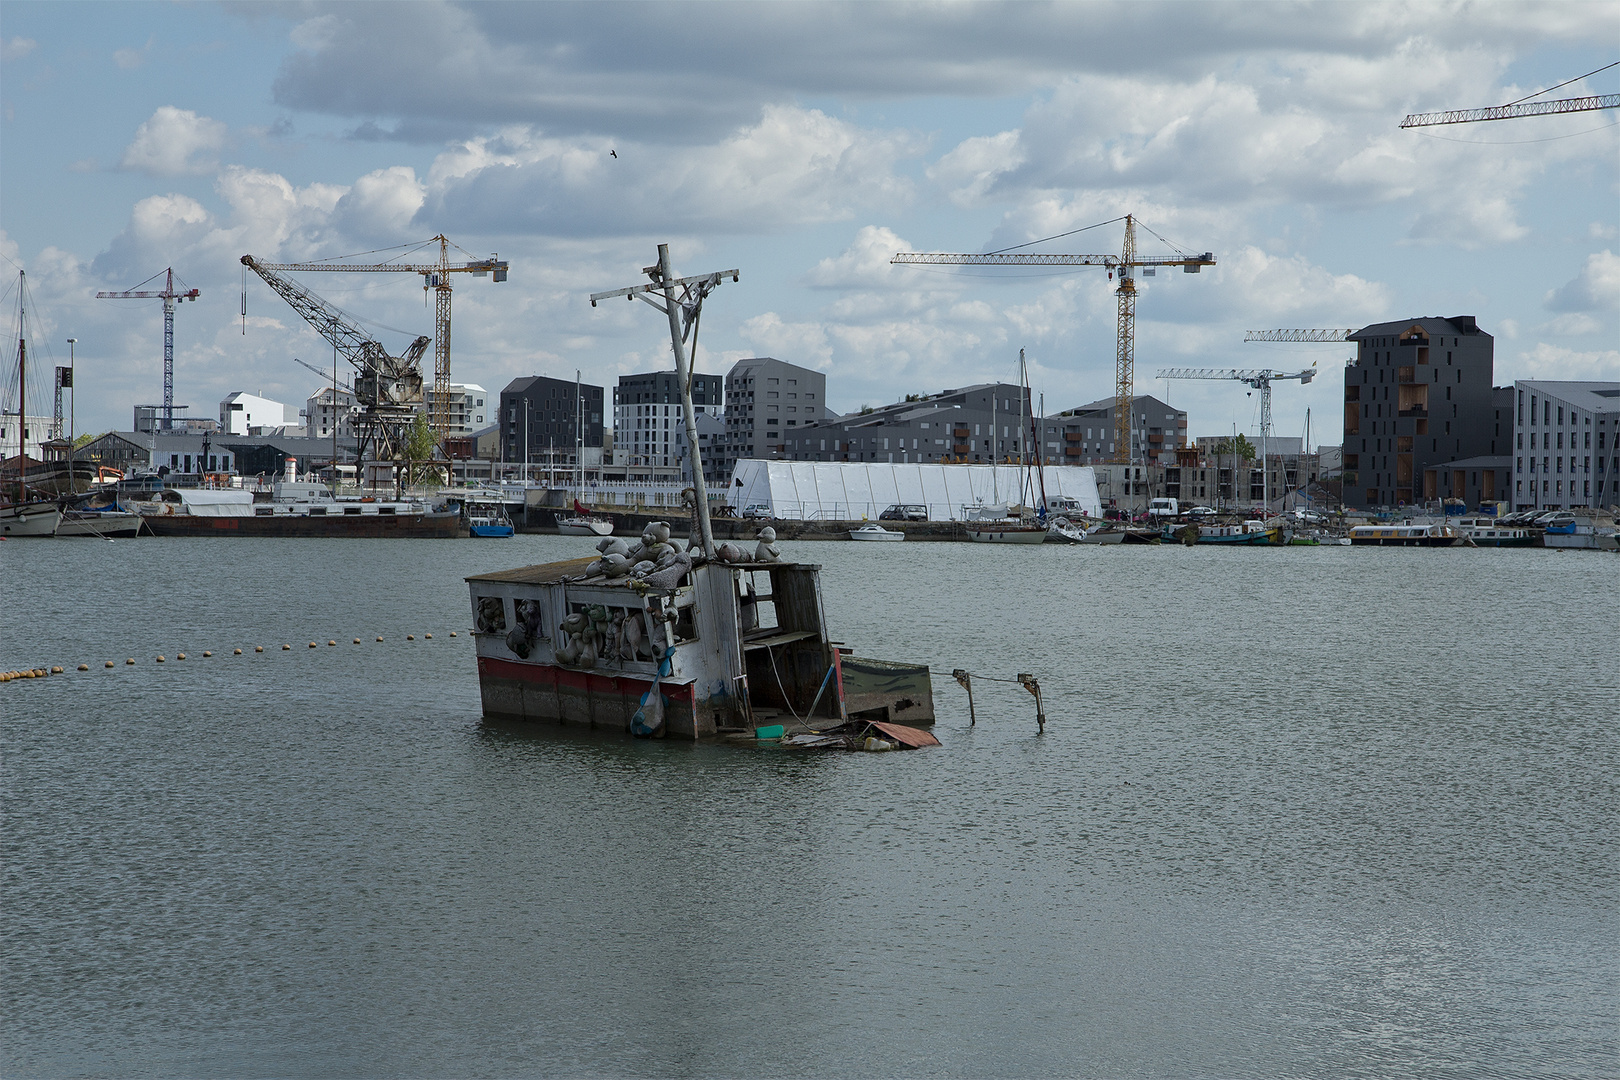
[255,507,273,516]
[344,506,361,515]
[308,506,326,516]
[379,506,396,515]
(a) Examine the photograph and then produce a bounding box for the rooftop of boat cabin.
[466,557,821,587]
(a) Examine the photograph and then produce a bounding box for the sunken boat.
[465,245,934,740]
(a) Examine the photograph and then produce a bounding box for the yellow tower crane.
[241,236,507,443]
[892,215,1215,462]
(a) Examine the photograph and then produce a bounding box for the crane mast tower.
[892,215,1215,462]
[96,268,200,430]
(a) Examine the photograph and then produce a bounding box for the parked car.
[1293,508,1328,525]
[740,504,774,520]
[879,503,928,521]
[1186,505,1217,520]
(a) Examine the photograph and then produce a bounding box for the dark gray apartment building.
[1043,394,1188,466]
[783,383,1034,464]
[500,375,605,467]
[717,358,826,477]
[1342,316,1510,509]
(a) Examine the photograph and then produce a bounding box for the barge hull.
[141,513,461,537]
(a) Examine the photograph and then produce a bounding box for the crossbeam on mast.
[590,251,738,556]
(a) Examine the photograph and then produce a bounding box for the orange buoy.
[78,664,90,672]
[407,634,415,641]
[105,661,116,668]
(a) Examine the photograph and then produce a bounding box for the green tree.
[72,432,102,450]
[1212,434,1256,462]
[403,413,438,488]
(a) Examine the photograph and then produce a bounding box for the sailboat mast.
[990,385,998,502]
[1018,349,1028,507]
[15,274,26,502]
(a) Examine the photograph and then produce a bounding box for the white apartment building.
[219,392,288,435]
[1511,380,1620,511]
[613,371,723,474]
[419,382,489,437]
[304,386,358,439]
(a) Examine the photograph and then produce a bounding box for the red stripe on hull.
[476,655,701,737]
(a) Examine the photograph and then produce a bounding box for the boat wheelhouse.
[467,554,932,739]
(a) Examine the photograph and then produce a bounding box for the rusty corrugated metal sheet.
[870,721,940,748]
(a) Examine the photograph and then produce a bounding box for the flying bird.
[610,149,617,158]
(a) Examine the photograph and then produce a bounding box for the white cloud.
[334,166,426,243]
[739,313,833,369]
[420,106,919,237]
[1545,251,1620,313]
[262,2,1613,142]
[2,36,37,61]
[119,107,228,177]
[1507,343,1620,382]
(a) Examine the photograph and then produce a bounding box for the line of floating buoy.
[6,630,467,684]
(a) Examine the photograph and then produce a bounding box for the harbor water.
[3,537,1616,1078]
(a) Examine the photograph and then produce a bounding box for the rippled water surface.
[3,536,1616,1078]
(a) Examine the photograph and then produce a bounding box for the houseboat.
[136,483,460,537]
[1453,517,1535,548]
[1348,522,1462,547]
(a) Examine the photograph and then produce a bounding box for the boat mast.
[14,273,26,503]
[991,385,998,503]
[1017,349,1028,509]
[1034,389,1049,516]
[588,244,738,559]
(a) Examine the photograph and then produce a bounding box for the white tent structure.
[728,461,1101,521]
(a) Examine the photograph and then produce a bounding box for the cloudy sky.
[3,1,1616,445]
